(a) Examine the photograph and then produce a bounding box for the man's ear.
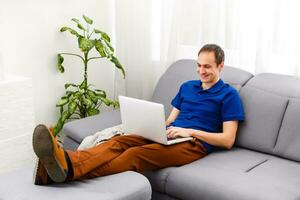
[218,61,224,72]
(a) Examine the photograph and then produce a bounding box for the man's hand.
[166,126,193,138]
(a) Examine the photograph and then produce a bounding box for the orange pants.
[67,135,207,180]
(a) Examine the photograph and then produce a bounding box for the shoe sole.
[32,124,66,183]
[32,158,41,185]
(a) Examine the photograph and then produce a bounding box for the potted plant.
[52,15,125,137]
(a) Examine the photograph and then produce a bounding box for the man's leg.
[67,134,154,180]
[32,124,153,183]
[33,125,207,182]
[77,138,207,180]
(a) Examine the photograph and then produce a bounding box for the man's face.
[197,52,224,84]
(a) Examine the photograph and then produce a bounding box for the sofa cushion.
[64,135,80,151]
[274,99,300,162]
[0,167,151,200]
[244,73,300,98]
[151,59,253,117]
[236,85,288,154]
[164,148,300,200]
[244,156,300,199]
[236,73,300,155]
[142,167,177,194]
[63,109,121,143]
[144,147,272,196]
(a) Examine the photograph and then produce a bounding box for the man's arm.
[165,107,180,126]
[191,121,238,149]
[166,121,239,149]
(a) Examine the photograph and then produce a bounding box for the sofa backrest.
[151,59,253,117]
[236,73,300,162]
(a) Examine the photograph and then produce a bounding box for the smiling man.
[32,44,244,185]
[166,44,245,153]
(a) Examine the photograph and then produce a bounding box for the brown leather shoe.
[32,124,68,183]
[33,158,53,185]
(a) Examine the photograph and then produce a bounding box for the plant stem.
[84,52,88,89]
[83,52,89,117]
[87,56,104,62]
[60,53,84,63]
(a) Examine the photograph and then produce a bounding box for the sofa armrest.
[63,109,121,144]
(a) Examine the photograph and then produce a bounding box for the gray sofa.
[63,59,300,200]
[2,59,299,200]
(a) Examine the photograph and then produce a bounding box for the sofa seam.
[240,75,254,88]
[245,159,269,173]
[272,99,290,150]
[163,170,173,194]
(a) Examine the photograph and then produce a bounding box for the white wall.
[0,0,117,126]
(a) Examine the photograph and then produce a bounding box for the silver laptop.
[119,95,193,145]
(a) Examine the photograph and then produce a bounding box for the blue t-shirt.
[169,79,245,153]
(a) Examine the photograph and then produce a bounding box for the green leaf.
[110,56,125,78]
[103,42,113,57]
[87,108,100,116]
[56,97,69,107]
[68,101,78,113]
[53,119,64,136]
[73,91,82,99]
[100,97,111,106]
[79,80,87,90]
[61,110,70,122]
[95,40,106,57]
[111,100,120,108]
[95,89,106,98]
[60,26,80,37]
[57,54,65,73]
[71,18,80,23]
[83,97,93,107]
[87,90,96,97]
[83,15,93,25]
[94,29,111,42]
[104,40,114,53]
[94,29,101,34]
[101,31,110,42]
[78,37,95,52]
[87,90,98,103]
[65,83,77,89]
[77,23,86,31]
[71,18,86,31]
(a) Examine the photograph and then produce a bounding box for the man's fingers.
[166,129,173,136]
[167,129,178,138]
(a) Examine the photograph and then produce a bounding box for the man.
[32,44,244,185]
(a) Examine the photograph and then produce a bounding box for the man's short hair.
[198,44,225,65]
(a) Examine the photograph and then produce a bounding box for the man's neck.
[202,78,220,90]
